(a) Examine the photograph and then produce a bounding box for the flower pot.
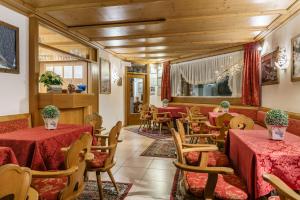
[47,85,62,93]
[43,117,59,130]
[222,108,229,113]
[267,125,287,140]
[162,102,168,108]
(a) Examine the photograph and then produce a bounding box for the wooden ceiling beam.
[68,18,166,30]
[36,0,165,12]
[91,28,265,41]
[256,1,300,40]
[104,40,253,49]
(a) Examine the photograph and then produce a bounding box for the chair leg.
[96,171,104,200]
[159,123,162,134]
[107,169,119,194]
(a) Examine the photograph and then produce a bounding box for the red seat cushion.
[31,177,67,200]
[0,119,29,134]
[186,172,248,200]
[185,151,229,167]
[89,151,109,168]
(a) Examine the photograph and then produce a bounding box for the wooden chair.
[86,121,121,200]
[205,113,234,148]
[0,164,38,200]
[176,120,230,167]
[150,106,172,133]
[171,128,248,200]
[213,106,222,113]
[138,110,152,131]
[30,133,93,200]
[188,106,205,118]
[230,115,254,130]
[85,113,106,135]
[263,173,300,200]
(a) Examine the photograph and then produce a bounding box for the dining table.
[208,112,239,125]
[226,129,300,199]
[0,146,18,166]
[0,124,92,171]
[158,106,186,118]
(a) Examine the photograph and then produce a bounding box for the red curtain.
[161,61,172,101]
[242,42,261,106]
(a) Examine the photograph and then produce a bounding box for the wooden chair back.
[116,121,123,141]
[0,164,32,200]
[176,120,186,143]
[104,122,121,168]
[141,104,149,112]
[85,113,103,130]
[230,115,254,130]
[150,106,159,121]
[189,106,202,116]
[60,137,89,199]
[215,113,234,140]
[213,107,221,113]
[171,128,185,164]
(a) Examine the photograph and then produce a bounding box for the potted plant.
[39,71,63,93]
[162,99,169,107]
[41,105,60,130]
[265,109,289,140]
[220,101,230,112]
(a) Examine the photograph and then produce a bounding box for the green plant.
[41,105,60,119]
[39,71,63,88]
[162,99,169,104]
[265,109,289,127]
[220,101,230,108]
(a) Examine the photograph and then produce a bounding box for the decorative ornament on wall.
[274,47,288,70]
[112,71,122,86]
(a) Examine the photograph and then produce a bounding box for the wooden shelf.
[38,93,95,109]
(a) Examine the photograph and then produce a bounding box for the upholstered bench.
[0,114,32,134]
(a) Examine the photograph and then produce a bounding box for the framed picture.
[292,34,300,81]
[100,59,111,94]
[261,49,279,86]
[0,21,19,74]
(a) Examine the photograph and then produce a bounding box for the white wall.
[0,5,29,115]
[99,49,130,130]
[261,13,300,113]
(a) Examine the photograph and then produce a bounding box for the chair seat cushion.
[31,177,67,200]
[89,151,109,168]
[185,151,230,167]
[186,172,248,200]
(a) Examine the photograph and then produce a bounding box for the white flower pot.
[162,102,168,108]
[267,125,287,140]
[43,117,59,130]
[47,85,62,93]
[222,108,229,113]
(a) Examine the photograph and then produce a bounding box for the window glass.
[53,66,63,76]
[74,65,83,79]
[45,65,53,72]
[64,66,73,78]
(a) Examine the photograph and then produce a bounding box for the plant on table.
[162,99,169,108]
[220,101,230,112]
[265,109,288,140]
[41,105,60,130]
[39,71,63,92]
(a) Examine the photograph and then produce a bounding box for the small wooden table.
[0,124,92,170]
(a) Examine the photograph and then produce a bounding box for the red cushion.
[89,151,109,168]
[185,151,229,167]
[0,119,29,134]
[287,118,300,137]
[32,177,67,200]
[256,111,266,127]
[186,172,248,200]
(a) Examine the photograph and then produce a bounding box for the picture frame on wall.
[0,21,19,74]
[100,59,111,94]
[261,49,279,86]
[291,34,300,81]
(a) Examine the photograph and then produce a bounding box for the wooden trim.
[0,20,19,74]
[69,18,166,30]
[171,97,243,106]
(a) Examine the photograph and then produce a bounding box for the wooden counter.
[38,93,96,125]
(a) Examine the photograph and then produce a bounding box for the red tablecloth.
[158,107,186,118]
[208,112,239,125]
[0,146,18,166]
[227,129,300,199]
[0,124,92,170]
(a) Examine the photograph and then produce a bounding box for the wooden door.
[125,73,149,125]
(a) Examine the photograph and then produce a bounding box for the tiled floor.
[88,127,176,200]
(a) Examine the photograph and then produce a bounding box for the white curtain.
[171,51,244,97]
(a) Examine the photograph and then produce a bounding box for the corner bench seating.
[169,103,300,137]
[0,113,32,134]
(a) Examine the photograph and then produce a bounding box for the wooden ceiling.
[4,0,300,63]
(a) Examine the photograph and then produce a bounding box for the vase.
[267,125,287,140]
[43,117,59,130]
[162,102,168,108]
[47,85,62,93]
[222,108,229,113]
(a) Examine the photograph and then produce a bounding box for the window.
[63,66,73,78]
[74,65,83,79]
[53,66,63,77]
